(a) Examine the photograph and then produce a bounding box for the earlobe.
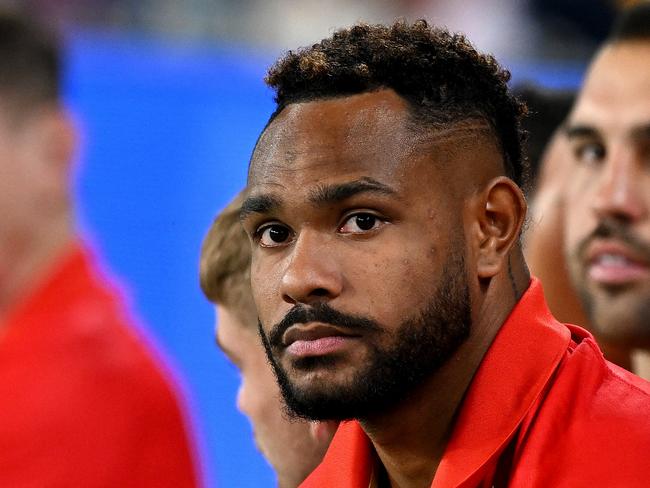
[475,177,527,279]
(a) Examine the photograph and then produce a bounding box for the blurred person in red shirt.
[0,10,201,487]
[241,19,650,487]
[199,191,336,487]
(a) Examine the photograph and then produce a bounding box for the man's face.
[242,90,491,421]
[215,306,329,486]
[0,111,43,266]
[0,106,70,287]
[564,41,650,347]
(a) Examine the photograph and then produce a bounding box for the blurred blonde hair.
[199,190,257,328]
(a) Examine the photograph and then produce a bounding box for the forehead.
[248,89,494,197]
[570,41,650,130]
[250,90,416,185]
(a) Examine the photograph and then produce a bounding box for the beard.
[258,249,471,422]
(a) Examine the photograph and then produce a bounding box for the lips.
[585,240,650,286]
[282,323,359,357]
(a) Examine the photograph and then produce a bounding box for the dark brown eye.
[269,226,289,242]
[339,212,384,234]
[575,142,606,165]
[258,224,291,247]
[355,214,376,230]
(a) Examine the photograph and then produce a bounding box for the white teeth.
[597,254,630,266]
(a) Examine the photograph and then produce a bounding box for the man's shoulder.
[62,250,185,404]
[510,331,650,485]
[0,246,200,487]
[4,244,185,409]
[542,327,650,425]
[563,326,650,406]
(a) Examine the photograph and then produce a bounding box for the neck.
[631,349,650,381]
[0,214,74,324]
[361,268,527,488]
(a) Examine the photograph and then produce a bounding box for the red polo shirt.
[301,279,650,487]
[0,243,201,487]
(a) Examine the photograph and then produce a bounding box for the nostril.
[282,293,297,305]
[608,211,634,225]
[312,288,329,297]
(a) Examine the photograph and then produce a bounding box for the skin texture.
[0,103,75,324]
[564,41,650,364]
[215,306,335,488]
[243,89,529,487]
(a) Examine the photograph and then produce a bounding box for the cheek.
[563,197,594,257]
[563,172,600,252]
[250,254,281,322]
[346,238,444,320]
[237,352,282,420]
[563,208,580,252]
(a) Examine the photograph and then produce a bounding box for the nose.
[592,149,646,223]
[280,229,343,305]
[236,384,248,416]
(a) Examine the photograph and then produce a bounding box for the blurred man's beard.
[258,249,471,422]
[569,218,650,346]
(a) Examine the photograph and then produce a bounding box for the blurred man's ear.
[23,105,77,207]
[41,106,77,183]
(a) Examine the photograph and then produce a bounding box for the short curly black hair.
[264,19,528,188]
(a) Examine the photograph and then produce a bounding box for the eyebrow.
[240,178,397,220]
[240,194,282,221]
[308,177,397,206]
[564,122,650,142]
[631,123,650,140]
[564,124,601,140]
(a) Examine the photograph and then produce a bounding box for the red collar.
[302,278,571,487]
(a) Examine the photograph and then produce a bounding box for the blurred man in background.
[563,3,650,380]
[0,10,201,486]
[519,86,632,368]
[199,191,336,488]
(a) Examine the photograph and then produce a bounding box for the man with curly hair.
[241,20,650,487]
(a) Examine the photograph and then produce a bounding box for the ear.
[473,176,527,279]
[39,106,77,178]
[24,106,77,203]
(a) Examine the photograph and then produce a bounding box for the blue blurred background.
[8,0,628,486]
[65,33,277,487]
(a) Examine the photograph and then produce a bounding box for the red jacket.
[0,243,202,487]
[301,279,650,487]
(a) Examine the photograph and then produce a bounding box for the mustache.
[576,218,650,263]
[266,302,382,348]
